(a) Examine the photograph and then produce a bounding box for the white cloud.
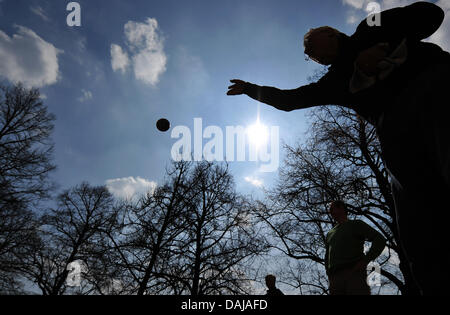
[0,25,61,88]
[110,18,167,86]
[78,89,93,102]
[30,6,49,22]
[342,0,367,9]
[342,0,372,24]
[342,0,410,24]
[343,0,413,11]
[106,176,157,200]
[111,44,129,73]
[380,0,414,10]
[244,176,263,188]
[132,48,167,85]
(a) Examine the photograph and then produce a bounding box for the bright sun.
[247,119,269,149]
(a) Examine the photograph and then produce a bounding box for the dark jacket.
[243,1,448,126]
[266,287,284,296]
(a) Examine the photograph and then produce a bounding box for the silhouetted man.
[265,274,284,296]
[227,1,449,295]
[325,201,385,295]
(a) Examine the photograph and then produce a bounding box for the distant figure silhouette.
[265,275,284,296]
[325,201,386,295]
[228,1,450,295]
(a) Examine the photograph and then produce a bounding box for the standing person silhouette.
[325,201,386,295]
[227,2,449,295]
[265,275,284,296]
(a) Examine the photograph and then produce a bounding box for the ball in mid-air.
[156,118,171,132]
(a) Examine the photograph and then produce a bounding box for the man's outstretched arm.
[227,74,346,112]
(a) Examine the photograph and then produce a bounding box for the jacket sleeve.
[243,69,348,112]
[352,1,445,50]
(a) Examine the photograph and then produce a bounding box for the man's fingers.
[228,83,244,90]
[230,79,246,85]
[227,79,246,95]
[227,88,244,95]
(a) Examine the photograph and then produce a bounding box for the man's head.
[304,26,342,65]
[329,200,348,224]
[265,274,277,289]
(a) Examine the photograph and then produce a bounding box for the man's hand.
[355,43,390,76]
[227,79,248,96]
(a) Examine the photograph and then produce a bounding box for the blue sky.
[1,0,448,200]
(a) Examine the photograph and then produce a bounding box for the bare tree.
[0,83,55,293]
[168,161,266,295]
[0,201,39,294]
[102,161,192,295]
[253,105,417,295]
[107,161,266,295]
[20,183,119,295]
[0,83,55,209]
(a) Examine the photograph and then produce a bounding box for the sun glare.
[247,119,269,149]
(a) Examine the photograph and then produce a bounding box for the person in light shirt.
[325,201,385,295]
